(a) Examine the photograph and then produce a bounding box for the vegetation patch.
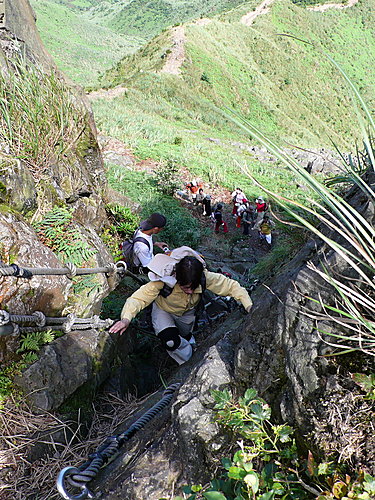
[33,207,97,266]
[0,58,85,176]
[107,164,203,248]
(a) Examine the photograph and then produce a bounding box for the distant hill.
[30,0,142,86]
[99,0,374,149]
[31,0,249,86]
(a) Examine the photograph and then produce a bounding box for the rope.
[0,310,113,333]
[56,383,180,500]
[0,261,126,279]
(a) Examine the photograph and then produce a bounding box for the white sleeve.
[133,241,153,266]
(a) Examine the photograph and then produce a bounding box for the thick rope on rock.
[0,310,113,333]
[0,261,127,278]
[56,384,181,500]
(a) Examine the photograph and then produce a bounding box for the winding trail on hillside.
[88,86,127,100]
[241,0,275,26]
[308,0,359,11]
[159,25,186,75]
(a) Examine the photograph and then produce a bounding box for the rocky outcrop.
[17,328,117,411]
[0,1,119,405]
[0,0,53,67]
[93,184,374,499]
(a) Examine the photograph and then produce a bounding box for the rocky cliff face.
[0,0,118,399]
[95,183,374,499]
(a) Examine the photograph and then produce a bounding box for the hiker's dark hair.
[175,256,204,290]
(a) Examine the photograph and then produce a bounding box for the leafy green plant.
[105,203,140,237]
[17,330,56,354]
[174,389,375,500]
[351,373,375,400]
[72,275,101,295]
[33,207,97,266]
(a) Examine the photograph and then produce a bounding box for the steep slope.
[30,0,250,86]
[30,0,142,86]
[92,0,374,207]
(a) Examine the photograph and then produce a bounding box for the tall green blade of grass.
[222,47,375,356]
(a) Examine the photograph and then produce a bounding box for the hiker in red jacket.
[186,180,202,204]
[255,196,268,221]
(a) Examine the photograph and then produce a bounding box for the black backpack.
[214,209,222,223]
[121,231,150,273]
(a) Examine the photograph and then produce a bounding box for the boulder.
[17,328,116,411]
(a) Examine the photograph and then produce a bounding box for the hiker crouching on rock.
[133,213,169,271]
[109,254,252,365]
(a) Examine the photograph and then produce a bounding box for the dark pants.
[203,198,212,216]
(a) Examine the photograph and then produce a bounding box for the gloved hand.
[245,305,252,314]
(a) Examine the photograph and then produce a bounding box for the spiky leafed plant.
[222,43,375,356]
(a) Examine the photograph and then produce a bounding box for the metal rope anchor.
[56,383,180,500]
[56,468,94,500]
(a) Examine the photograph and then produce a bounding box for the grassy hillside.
[103,0,247,38]
[30,0,144,86]
[31,0,249,86]
[92,0,374,202]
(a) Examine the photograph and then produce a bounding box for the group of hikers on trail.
[110,213,252,365]
[213,187,275,246]
[184,181,275,246]
[185,180,212,216]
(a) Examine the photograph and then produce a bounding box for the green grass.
[0,57,85,174]
[93,0,374,200]
[31,0,250,87]
[93,0,248,39]
[30,0,145,86]
[107,164,204,248]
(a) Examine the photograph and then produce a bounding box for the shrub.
[156,159,182,195]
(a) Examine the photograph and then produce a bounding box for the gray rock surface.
[17,328,116,410]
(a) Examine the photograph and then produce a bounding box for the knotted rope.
[56,383,181,500]
[0,310,113,333]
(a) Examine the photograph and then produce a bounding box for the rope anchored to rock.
[0,310,113,334]
[0,261,127,279]
[0,260,147,284]
[56,383,181,500]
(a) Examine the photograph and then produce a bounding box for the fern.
[21,352,38,366]
[72,275,101,295]
[105,204,139,238]
[33,207,97,266]
[17,330,56,354]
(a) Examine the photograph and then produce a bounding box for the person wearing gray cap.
[133,213,168,270]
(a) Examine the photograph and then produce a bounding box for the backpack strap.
[133,236,151,250]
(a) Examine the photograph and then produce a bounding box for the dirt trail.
[87,86,127,100]
[308,0,359,11]
[241,0,275,26]
[159,25,186,75]
[159,18,213,75]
